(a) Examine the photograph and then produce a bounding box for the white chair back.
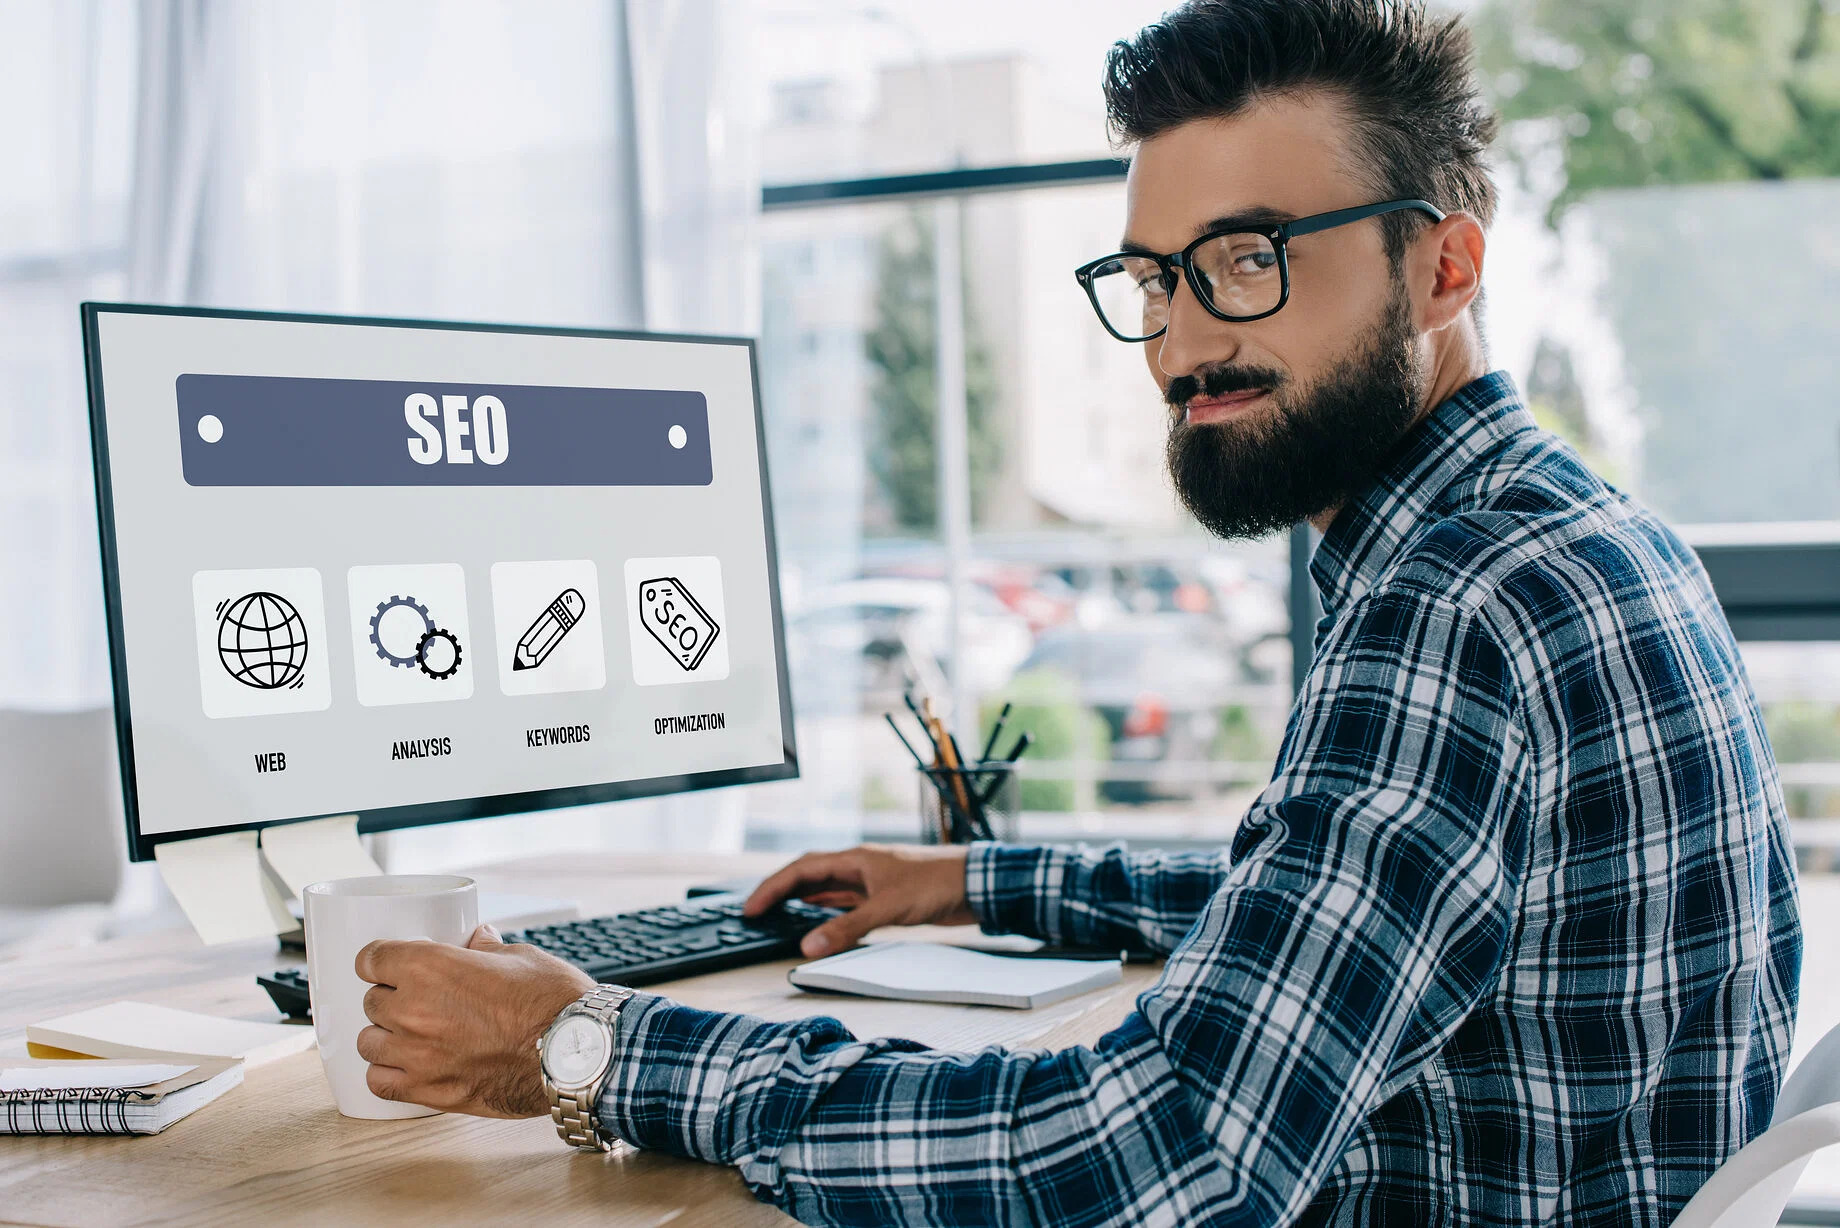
[1776,1024,1840,1125]
[1671,1020,1840,1227]
[0,708,124,909]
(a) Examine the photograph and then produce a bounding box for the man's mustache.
[1165,366,1288,414]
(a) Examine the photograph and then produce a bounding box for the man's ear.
[1412,211,1485,335]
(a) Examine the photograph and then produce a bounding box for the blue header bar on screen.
[175,374,713,487]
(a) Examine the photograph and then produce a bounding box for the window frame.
[757,153,1840,703]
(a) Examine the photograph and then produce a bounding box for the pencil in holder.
[918,761,1019,845]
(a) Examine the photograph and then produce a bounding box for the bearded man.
[352,3,1800,1224]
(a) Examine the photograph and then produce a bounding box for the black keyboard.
[257,892,837,1020]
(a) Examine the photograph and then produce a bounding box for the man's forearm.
[965,841,1228,952]
[598,992,924,1164]
[597,991,1244,1227]
[600,814,1510,1227]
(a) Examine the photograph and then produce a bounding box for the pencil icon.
[512,588,586,672]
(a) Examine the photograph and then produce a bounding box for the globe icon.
[217,591,310,690]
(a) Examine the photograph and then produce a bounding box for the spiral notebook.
[0,1057,243,1135]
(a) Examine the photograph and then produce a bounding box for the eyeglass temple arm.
[1281,198,1446,239]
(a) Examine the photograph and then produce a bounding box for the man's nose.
[1154,278,1240,380]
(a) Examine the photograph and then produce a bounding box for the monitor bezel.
[81,301,799,862]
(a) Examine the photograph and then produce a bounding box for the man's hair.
[1103,0,1499,263]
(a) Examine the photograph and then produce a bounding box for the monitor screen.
[82,304,796,860]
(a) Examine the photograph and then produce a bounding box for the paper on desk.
[28,1001,315,1066]
[153,830,295,944]
[259,814,380,897]
[0,1063,196,1093]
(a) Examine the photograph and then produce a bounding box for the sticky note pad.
[259,814,381,897]
[153,831,295,945]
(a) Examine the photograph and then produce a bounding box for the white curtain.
[127,0,649,329]
[627,0,764,339]
[123,0,219,304]
[2,0,765,875]
[614,0,767,851]
[0,0,132,712]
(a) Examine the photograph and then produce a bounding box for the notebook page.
[798,942,1119,1001]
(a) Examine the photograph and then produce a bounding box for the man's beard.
[1163,290,1424,540]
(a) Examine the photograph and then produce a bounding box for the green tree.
[1523,336,1622,482]
[1473,0,1840,223]
[980,670,1110,812]
[863,208,1003,532]
[1764,701,1840,819]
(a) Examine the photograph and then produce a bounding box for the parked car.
[1196,555,1289,647]
[1016,615,1243,803]
[1045,558,1224,625]
[974,562,1079,634]
[789,577,1034,707]
[869,560,1078,634]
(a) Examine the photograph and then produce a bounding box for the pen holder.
[918,762,1018,845]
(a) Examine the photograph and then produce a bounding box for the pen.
[1006,946,1158,964]
[979,701,1012,763]
[924,699,982,843]
[888,706,963,839]
[920,697,961,843]
[904,691,942,759]
[884,712,927,769]
[947,731,994,841]
[978,730,1033,807]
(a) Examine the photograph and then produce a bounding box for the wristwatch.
[538,983,634,1151]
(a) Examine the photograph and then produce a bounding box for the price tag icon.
[637,577,721,672]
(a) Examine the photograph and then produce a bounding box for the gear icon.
[370,595,433,668]
[416,628,463,681]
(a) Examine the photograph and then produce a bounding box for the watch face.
[544,1014,613,1087]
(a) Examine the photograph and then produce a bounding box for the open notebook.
[0,1057,243,1135]
[788,941,1122,1009]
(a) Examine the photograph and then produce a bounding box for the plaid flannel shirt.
[598,371,1801,1226]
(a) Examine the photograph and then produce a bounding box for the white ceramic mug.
[302,874,478,1119]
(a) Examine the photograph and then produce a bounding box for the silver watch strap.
[549,984,634,1152]
[551,1085,611,1151]
[576,983,632,1025]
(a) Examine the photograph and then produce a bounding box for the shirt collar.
[1308,370,1535,618]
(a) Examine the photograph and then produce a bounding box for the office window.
[746,119,1295,850]
[0,2,134,708]
[752,0,1174,181]
[742,3,1303,851]
[1743,642,1840,823]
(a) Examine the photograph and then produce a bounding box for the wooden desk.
[0,853,1161,1227]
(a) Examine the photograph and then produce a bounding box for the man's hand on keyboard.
[354,924,594,1118]
[744,843,975,958]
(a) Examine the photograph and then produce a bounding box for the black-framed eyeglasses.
[1072,198,1446,343]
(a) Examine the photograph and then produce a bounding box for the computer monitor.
[81,303,797,861]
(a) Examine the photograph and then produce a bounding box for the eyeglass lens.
[1087,231,1282,339]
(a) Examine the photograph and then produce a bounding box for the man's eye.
[1232,251,1277,273]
